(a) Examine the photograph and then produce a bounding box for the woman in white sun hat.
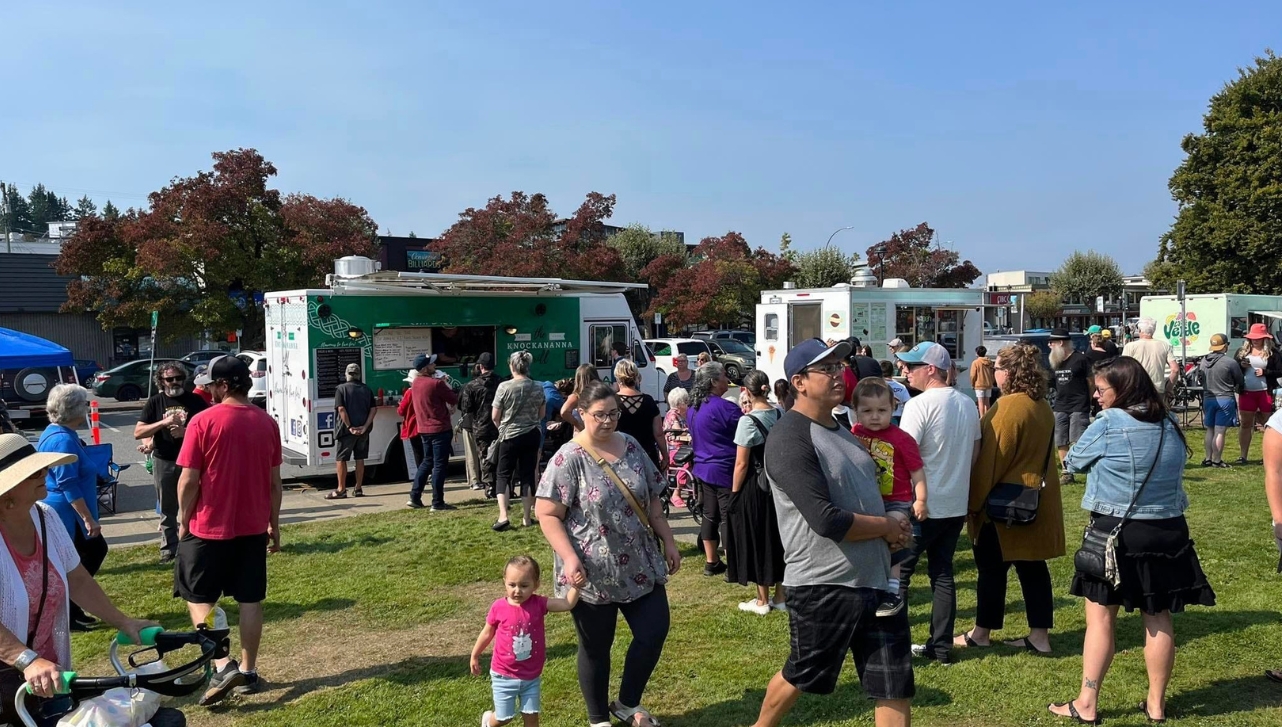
[0,432,156,725]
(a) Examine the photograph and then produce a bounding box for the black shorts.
[174,533,269,604]
[336,431,370,461]
[782,584,915,700]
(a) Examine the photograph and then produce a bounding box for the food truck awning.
[1253,311,1282,321]
[329,271,648,296]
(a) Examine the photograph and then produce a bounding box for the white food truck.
[1139,293,1282,359]
[264,257,661,481]
[754,279,988,394]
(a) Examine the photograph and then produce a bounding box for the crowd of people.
[4,322,1281,726]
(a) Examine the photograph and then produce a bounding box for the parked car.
[181,350,229,365]
[705,339,756,383]
[91,359,195,401]
[644,338,714,375]
[74,359,103,386]
[692,329,756,346]
[237,351,269,403]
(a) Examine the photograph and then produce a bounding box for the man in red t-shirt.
[175,356,282,705]
[409,353,459,510]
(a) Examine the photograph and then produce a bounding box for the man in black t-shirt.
[134,360,209,563]
[1049,329,1093,483]
[331,363,376,499]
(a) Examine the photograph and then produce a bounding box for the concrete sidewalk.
[102,476,704,550]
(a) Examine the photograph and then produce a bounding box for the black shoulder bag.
[1073,417,1167,587]
[747,415,771,493]
[985,436,1055,526]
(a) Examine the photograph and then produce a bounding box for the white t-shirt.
[899,387,981,519]
[1122,338,1175,393]
[888,380,911,418]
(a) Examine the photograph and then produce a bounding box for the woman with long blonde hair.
[560,364,602,432]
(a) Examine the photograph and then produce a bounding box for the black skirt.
[725,484,786,587]
[1070,514,1216,614]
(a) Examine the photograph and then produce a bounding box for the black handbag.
[1073,418,1167,587]
[985,438,1055,526]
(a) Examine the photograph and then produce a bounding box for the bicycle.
[14,625,231,727]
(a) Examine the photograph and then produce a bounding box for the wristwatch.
[13,649,39,672]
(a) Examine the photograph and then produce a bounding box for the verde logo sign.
[1163,313,1199,346]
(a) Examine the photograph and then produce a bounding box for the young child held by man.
[851,376,929,617]
[470,555,580,727]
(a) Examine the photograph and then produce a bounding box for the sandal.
[1140,701,1166,723]
[953,629,989,648]
[353,487,365,497]
[1048,700,1101,725]
[1007,636,1052,655]
[609,701,660,726]
[1267,669,1282,683]
[325,490,347,500]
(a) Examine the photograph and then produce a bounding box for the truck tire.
[724,364,742,384]
[13,368,55,402]
[376,437,408,483]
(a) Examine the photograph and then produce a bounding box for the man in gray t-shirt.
[331,363,376,499]
[751,338,914,727]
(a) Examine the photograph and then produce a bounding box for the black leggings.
[698,482,732,550]
[973,522,1054,631]
[496,428,540,497]
[571,585,670,723]
[71,528,109,623]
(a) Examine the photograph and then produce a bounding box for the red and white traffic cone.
[90,400,101,445]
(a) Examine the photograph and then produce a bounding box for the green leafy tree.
[793,246,860,288]
[26,184,72,230]
[1,183,32,236]
[609,224,688,331]
[101,201,120,221]
[72,195,97,220]
[1048,251,1123,304]
[779,232,795,262]
[1151,52,1282,294]
[1024,290,1063,323]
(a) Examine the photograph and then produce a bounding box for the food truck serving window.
[895,306,966,359]
[591,325,629,367]
[764,314,779,341]
[371,326,496,371]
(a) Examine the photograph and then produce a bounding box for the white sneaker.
[770,601,788,613]
[911,644,927,657]
[738,600,771,615]
[481,710,494,727]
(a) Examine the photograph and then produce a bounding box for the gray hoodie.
[1200,351,1244,397]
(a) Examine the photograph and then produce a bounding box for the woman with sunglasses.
[536,381,681,727]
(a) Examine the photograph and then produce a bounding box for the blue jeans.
[490,671,541,719]
[411,431,453,507]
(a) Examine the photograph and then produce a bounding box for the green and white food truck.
[1139,293,1282,359]
[264,256,661,480]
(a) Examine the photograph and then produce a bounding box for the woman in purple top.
[688,361,743,577]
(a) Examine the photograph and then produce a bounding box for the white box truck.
[1138,294,1282,359]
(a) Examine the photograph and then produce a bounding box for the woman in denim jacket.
[1049,357,1215,725]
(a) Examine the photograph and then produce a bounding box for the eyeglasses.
[590,410,623,423]
[802,362,844,377]
[161,376,186,383]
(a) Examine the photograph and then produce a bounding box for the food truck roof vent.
[782,281,796,289]
[850,264,877,288]
[882,278,911,289]
[334,256,380,278]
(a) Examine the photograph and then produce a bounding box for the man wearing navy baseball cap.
[750,338,915,727]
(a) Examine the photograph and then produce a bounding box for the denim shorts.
[1203,396,1238,428]
[491,671,541,719]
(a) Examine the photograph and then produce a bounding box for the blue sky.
[3,1,1278,277]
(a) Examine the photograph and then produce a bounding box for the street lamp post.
[870,242,889,287]
[825,226,855,248]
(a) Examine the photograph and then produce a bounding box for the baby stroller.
[14,626,230,727]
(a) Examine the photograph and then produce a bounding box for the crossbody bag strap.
[1040,434,1055,488]
[575,436,654,535]
[27,507,50,648]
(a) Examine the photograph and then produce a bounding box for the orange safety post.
[90,400,101,445]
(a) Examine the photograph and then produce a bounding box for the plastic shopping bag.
[55,687,160,727]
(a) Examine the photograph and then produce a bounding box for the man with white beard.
[135,360,209,563]
[1048,329,1093,483]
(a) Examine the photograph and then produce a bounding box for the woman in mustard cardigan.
[954,343,1066,655]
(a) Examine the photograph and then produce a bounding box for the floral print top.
[536,434,668,605]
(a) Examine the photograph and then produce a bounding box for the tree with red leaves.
[56,149,378,346]
[648,232,795,329]
[430,191,625,281]
[864,222,981,288]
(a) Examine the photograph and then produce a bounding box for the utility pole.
[2,184,10,254]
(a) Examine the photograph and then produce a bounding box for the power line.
[0,179,152,202]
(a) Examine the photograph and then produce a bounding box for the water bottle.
[206,606,229,631]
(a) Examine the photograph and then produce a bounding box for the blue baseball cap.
[895,341,951,370]
[412,353,438,371]
[784,338,852,379]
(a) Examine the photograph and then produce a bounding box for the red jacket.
[396,388,418,439]
[411,375,458,435]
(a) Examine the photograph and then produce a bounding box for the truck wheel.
[116,384,142,402]
[376,437,408,483]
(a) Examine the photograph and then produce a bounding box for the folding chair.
[82,443,130,515]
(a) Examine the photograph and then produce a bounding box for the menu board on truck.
[315,347,363,399]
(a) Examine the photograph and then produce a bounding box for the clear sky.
[3,1,1278,278]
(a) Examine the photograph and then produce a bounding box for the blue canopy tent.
[0,327,74,368]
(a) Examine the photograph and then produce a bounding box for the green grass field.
[73,446,1282,726]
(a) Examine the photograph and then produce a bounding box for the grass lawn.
[75,444,1282,726]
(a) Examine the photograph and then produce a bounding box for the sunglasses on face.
[161,376,186,383]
